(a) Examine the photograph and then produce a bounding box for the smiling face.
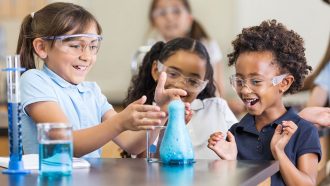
[43,23,99,85]
[234,51,286,116]
[151,0,193,41]
[153,50,207,103]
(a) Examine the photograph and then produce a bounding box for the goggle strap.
[272,74,288,85]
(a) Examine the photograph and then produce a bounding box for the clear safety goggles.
[157,61,208,93]
[229,74,288,92]
[42,34,103,56]
[152,6,188,18]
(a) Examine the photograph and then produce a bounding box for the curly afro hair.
[228,20,312,94]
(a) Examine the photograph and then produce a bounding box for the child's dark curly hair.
[227,20,312,94]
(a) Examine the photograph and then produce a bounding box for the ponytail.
[188,20,209,41]
[16,2,102,72]
[124,41,165,106]
[147,41,166,67]
[17,14,36,70]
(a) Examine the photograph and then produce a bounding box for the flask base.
[165,159,195,165]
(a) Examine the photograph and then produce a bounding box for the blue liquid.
[7,102,23,161]
[160,100,194,165]
[161,165,194,186]
[3,102,30,174]
[39,142,73,176]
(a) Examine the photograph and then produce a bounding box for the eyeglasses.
[152,6,188,18]
[42,34,103,56]
[229,74,288,92]
[157,61,208,93]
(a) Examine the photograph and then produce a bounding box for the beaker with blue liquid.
[37,123,73,176]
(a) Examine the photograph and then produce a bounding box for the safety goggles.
[152,6,188,18]
[229,74,288,92]
[42,34,103,56]
[157,61,208,93]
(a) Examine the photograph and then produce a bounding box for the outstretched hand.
[154,72,187,111]
[298,107,330,127]
[120,95,166,131]
[208,131,237,160]
[270,121,298,159]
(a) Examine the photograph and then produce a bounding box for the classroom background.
[0,0,329,105]
[0,1,329,184]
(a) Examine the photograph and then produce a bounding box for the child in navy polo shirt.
[208,20,321,186]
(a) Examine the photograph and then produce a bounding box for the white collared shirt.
[187,97,238,159]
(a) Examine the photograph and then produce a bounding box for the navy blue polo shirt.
[229,107,321,186]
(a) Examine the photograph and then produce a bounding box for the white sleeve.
[203,39,223,65]
[314,62,330,92]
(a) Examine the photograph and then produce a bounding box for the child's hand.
[208,131,237,160]
[120,95,166,131]
[271,121,298,159]
[154,72,187,111]
[185,102,193,124]
[298,107,330,127]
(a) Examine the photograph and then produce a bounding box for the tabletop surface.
[0,158,279,186]
[1,111,329,137]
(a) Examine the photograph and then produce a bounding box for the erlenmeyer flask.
[159,100,194,165]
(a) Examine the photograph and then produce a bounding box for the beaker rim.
[37,123,72,129]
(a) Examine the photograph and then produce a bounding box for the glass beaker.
[37,123,73,176]
[146,126,166,162]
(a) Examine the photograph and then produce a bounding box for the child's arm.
[103,72,189,155]
[121,71,189,154]
[102,107,164,156]
[26,96,165,157]
[298,106,330,127]
[271,121,318,186]
[207,131,237,160]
